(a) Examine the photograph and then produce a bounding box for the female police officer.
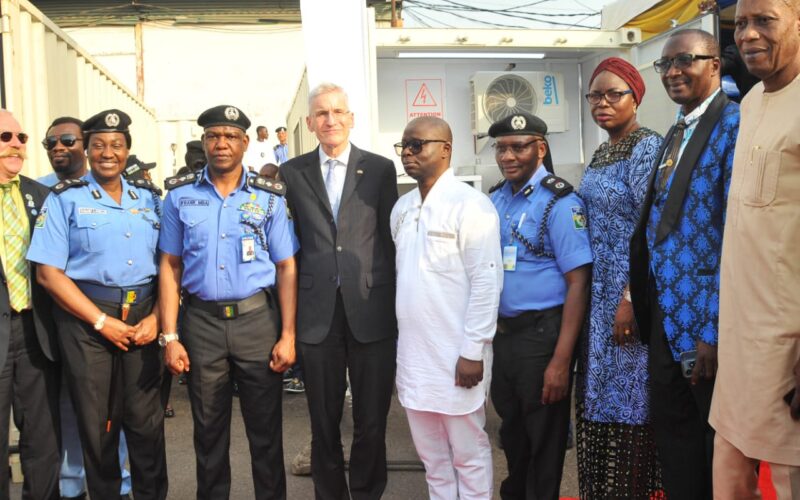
[27,109,168,500]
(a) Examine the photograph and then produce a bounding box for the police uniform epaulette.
[540,175,573,198]
[51,178,88,194]
[488,180,506,194]
[247,175,286,196]
[128,178,163,197]
[164,172,198,190]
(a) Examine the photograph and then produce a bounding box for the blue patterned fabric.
[646,102,739,360]
[578,129,662,425]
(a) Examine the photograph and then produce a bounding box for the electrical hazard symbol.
[412,84,437,106]
[405,79,444,121]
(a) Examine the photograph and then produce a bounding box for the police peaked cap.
[275,126,287,133]
[488,111,548,138]
[197,105,251,131]
[82,109,132,148]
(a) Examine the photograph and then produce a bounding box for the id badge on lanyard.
[241,234,256,263]
[503,212,526,272]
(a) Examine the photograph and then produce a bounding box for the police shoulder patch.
[164,172,198,190]
[128,178,163,197]
[247,175,286,196]
[488,179,506,194]
[540,175,573,198]
[51,178,88,194]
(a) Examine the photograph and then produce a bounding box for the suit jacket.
[630,92,740,360]
[0,175,57,370]
[281,144,398,344]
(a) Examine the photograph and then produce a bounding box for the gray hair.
[308,82,349,110]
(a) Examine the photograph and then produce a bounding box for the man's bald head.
[405,116,453,142]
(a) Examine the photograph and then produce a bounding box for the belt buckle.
[120,289,138,322]
[218,302,238,320]
[123,289,138,305]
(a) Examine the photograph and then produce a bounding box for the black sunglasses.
[42,134,82,150]
[653,53,716,74]
[394,139,449,156]
[0,131,28,144]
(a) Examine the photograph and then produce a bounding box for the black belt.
[76,280,155,304]
[497,305,562,334]
[187,289,272,320]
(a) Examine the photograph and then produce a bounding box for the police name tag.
[241,235,256,263]
[503,245,517,271]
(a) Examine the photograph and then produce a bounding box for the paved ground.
[13,376,579,499]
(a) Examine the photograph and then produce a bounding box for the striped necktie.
[0,182,30,311]
[658,119,687,193]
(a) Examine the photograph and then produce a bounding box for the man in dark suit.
[281,83,398,500]
[0,109,60,499]
[629,30,739,499]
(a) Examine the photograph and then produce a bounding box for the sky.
[401,0,619,30]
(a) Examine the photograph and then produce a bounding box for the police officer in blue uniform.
[488,112,593,500]
[158,105,298,500]
[28,109,168,500]
[273,126,289,165]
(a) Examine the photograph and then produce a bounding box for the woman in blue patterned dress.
[576,57,664,498]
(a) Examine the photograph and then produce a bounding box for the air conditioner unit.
[470,71,568,152]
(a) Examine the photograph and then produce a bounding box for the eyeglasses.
[0,131,28,144]
[492,139,543,156]
[393,139,449,156]
[653,53,716,74]
[584,90,633,105]
[42,134,81,150]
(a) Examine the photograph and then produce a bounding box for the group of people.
[0,0,796,498]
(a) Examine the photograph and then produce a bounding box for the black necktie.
[659,119,687,192]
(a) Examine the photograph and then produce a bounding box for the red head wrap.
[589,57,646,104]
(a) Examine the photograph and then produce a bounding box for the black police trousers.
[57,296,168,500]
[491,306,571,500]
[182,295,286,500]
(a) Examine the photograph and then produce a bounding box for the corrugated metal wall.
[1,0,159,182]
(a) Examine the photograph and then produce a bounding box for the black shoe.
[164,405,175,418]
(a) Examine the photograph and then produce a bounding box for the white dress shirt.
[318,142,351,203]
[391,169,503,415]
[243,139,276,169]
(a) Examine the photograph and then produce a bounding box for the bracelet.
[93,313,107,331]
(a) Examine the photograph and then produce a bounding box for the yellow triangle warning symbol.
[412,83,437,107]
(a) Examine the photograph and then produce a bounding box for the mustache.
[0,148,27,160]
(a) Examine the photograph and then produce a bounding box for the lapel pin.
[356,169,364,175]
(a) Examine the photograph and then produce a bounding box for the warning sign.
[405,79,444,121]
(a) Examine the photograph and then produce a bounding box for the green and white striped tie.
[0,182,30,311]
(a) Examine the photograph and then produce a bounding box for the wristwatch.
[93,313,107,331]
[158,332,179,347]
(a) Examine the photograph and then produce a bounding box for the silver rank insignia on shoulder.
[128,189,139,200]
[91,189,102,200]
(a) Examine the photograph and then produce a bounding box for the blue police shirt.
[27,172,160,287]
[37,172,60,187]
[159,166,299,301]
[274,144,288,165]
[490,165,593,317]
